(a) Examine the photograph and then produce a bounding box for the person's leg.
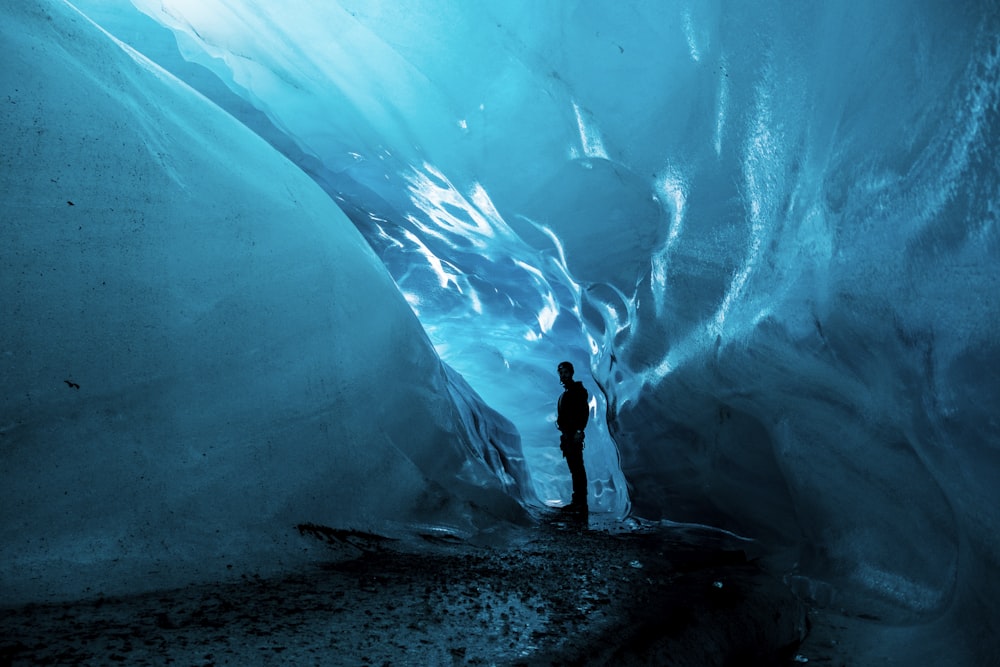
[565,447,588,508]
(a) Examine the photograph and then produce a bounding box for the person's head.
[558,361,574,385]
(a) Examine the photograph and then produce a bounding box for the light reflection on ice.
[353,164,631,514]
[405,163,498,244]
[23,4,1000,655]
[711,76,778,340]
[572,101,609,160]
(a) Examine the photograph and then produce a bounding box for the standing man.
[556,361,589,513]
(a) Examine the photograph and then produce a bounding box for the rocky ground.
[0,512,844,666]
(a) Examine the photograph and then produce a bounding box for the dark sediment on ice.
[0,514,811,666]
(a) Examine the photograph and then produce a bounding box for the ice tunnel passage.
[4,0,1000,664]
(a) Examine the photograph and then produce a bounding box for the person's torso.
[558,381,588,429]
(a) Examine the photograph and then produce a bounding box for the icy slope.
[0,0,524,604]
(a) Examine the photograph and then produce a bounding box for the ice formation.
[0,0,526,604]
[2,0,999,663]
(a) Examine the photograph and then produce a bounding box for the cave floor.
[1,513,832,666]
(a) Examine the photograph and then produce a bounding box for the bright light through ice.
[711,80,776,337]
[403,291,422,313]
[537,292,558,334]
[134,0,231,38]
[400,226,458,290]
[514,260,558,336]
[651,170,687,317]
[405,163,496,246]
[469,181,517,241]
[682,8,701,62]
[572,101,609,159]
[714,57,729,155]
[656,170,688,252]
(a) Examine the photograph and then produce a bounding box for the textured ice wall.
[109,0,635,515]
[0,0,525,605]
[114,1,1000,662]
[603,2,1000,647]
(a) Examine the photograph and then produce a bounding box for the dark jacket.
[557,380,590,433]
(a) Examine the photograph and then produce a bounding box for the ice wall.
[99,0,641,515]
[5,0,1000,662]
[0,0,526,605]
[103,0,1000,662]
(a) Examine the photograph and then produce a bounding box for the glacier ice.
[0,0,525,604]
[4,0,1000,663]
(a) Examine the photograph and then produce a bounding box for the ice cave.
[2,0,999,664]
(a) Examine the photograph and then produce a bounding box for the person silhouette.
[556,361,589,513]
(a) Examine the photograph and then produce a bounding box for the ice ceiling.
[2,0,999,662]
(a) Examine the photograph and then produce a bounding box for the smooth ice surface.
[0,0,526,604]
[5,0,1000,663]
